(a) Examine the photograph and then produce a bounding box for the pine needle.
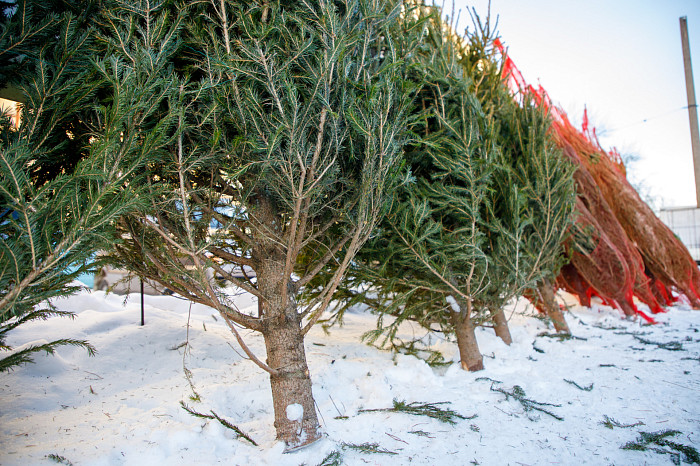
[341,442,397,455]
[179,401,258,446]
[621,429,700,464]
[490,384,563,421]
[46,454,73,465]
[537,332,587,341]
[632,336,684,351]
[0,339,96,373]
[600,415,644,429]
[475,377,502,384]
[358,399,473,425]
[564,379,594,391]
[317,450,343,466]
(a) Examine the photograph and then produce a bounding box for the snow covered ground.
[1,287,699,465]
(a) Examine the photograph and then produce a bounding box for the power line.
[606,105,690,133]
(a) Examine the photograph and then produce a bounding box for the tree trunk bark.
[251,194,321,450]
[538,278,570,333]
[491,307,512,345]
[262,314,321,450]
[449,300,483,371]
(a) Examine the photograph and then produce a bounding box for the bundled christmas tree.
[496,37,699,319]
[558,113,700,311]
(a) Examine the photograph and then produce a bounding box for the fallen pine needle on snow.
[0,289,698,465]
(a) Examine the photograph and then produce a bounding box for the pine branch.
[0,338,96,373]
[317,450,343,466]
[341,442,397,455]
[633,336,685,351]
[0,308,76,337]
[564,379,594,391]
[179,401,258,446]
[46,453,73,466]
[600,415,644,430]
[621,429,700,464]
[490,383,563,421]
[358,399,472,425]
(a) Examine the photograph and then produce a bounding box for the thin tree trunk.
[449,301,483,371]
[491,307,512,345]
[618,298,637,319]
[538,278,570,333]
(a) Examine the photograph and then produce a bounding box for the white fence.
[659,206,700,262]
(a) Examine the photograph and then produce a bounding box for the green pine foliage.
[179,401,258,446]
[490,383,563,421]
[105,0,412,326]
[455,11,575,325]
[81,0,413,447]
[0,5,153,372]
[303,4,494,351]
[2,0,412,445]
[600,415,644,430]
[476,92,575,319]
[341,442,398,455]
[303,5,574,368]
[621,429,700,464]
[358,399,471,425]
[317,450,343,466]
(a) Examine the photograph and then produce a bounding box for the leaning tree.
[304,6,498,371]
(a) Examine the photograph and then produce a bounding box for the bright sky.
[452,0,700,210]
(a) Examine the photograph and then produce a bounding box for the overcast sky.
[450,0,700,209]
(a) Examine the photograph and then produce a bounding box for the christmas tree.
[95,0,411,448]
[309,7,574,370]
[0,3,149,371]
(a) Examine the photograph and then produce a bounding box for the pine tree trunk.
[253,195,321,450]
[618,299,637,318]
[450,301,483,371]
[538,278,570,333]
[491,307,512,345]
[262,315,320,450]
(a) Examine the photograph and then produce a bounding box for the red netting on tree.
[559,135,663,313]
[556,264,621,309]
[564,144,659,322]
[556,263,593,307]
[494,38,697,318]
[555,112,700,309]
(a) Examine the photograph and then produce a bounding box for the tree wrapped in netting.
[495,39,690,320]
[560,139,661,320]
[557,113,700,310]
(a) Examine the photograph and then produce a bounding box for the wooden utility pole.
[680,16,700,207]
